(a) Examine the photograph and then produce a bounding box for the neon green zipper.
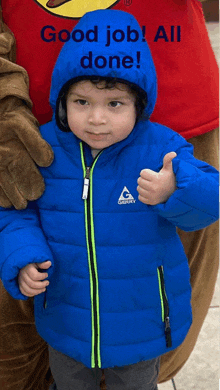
[80,142,102,368]
[157,265,172,348]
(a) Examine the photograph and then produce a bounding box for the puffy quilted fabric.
[0,10,219,369]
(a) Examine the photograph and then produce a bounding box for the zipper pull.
[82,167,91,200]
[164,317,172,348]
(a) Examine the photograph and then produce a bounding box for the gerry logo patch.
[118,186,136,205]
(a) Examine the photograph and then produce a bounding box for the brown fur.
[0,13,54,209]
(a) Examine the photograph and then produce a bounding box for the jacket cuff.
[150,158,218,231]
[0,245,54,300]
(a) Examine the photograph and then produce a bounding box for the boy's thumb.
[162,152,177,171]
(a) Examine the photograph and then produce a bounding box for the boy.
[0,9,218,390]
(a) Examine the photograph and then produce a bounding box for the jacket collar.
[54,118,149,164]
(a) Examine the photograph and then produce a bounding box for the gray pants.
[48,345,160,390]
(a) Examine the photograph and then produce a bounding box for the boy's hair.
[56,76,148,132]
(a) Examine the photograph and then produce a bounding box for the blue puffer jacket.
[0,10,219,369]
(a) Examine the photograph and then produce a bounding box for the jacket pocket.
[157,266,172,348]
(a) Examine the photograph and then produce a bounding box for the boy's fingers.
[26,264,48,281]
[20,285,46,297]
[36,260,52,270]
[137,178,153,191]
[35,272,49,281]
[138,195,150,205]
[137,185,147,195]
[21,273,49,289]
[140,169,158,181]
[137,186,151,198]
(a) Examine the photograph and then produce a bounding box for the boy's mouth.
[86,132,108,141]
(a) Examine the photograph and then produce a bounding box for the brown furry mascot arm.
[0,5,54,210]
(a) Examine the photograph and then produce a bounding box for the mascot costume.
[0,0,218,389]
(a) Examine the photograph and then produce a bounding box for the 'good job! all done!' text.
[41,25,181,69]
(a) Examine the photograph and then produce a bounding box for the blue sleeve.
[0,203,54,300]
[150,133,219,231]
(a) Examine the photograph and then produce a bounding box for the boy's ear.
[56,97,70,132]
[58,100,67,124]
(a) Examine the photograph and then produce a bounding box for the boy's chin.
[84,134,112,150]
[86,132,109,143]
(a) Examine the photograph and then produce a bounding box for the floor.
[158,21,219,390]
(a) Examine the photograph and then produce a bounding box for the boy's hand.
[18,260,51,297]
[137,152,177,205]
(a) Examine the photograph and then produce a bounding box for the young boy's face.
[66,80,136,152]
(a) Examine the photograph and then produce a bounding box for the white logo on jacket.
[118,186,136,204]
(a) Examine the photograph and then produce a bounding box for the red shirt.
[2,0,219,138]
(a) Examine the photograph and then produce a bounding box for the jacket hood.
[50,9,157,120]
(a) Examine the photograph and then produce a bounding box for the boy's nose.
[88,107,107,125]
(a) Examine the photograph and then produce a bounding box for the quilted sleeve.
[150,133,219,231]
[0,205,54,300]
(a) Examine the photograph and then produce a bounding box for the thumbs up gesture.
[137,152,177,205]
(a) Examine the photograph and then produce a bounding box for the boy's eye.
[76,99,88,106]
[109,101,122,108]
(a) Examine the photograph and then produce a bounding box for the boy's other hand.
[18,260,51,297]
[137,152,177,205]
